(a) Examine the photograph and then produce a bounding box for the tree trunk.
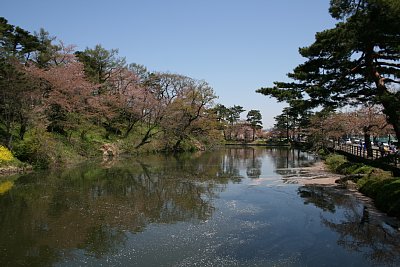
[19,123,26,140]
[173,138,183,152]
[368,47,400,143]
[363,129,373,158]
[135,127,155,149]
[7,134,13,150]
[124,122,135,138]
[380,96,400,144]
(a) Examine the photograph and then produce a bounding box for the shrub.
[367,168,393,180]
[358,177,392,198]
[335,162,359,175]
[375,179,400,217]
[0,145,24,168]
[13,129,53,169]
[325,154,347,172]
[0,145,14,162]
[358,176,400,218]
[357,169,395,199]
[317,147,330,158]
[352,165,374,175]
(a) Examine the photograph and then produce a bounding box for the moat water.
[1,147,399,266]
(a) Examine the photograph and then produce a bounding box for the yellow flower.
[0,181,13,195]
[0,145,14,162]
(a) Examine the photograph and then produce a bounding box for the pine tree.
[257,0,400,141]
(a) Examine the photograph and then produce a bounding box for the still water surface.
[1,147,400,266]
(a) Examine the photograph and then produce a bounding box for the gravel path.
[279,161,344,185]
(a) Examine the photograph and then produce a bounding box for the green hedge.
[324,154,400,218]
[325,154,347,172]
[358,176,400,218]
[324,154,374,175]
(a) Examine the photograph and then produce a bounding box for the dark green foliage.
[0,17,41,61]
[46,104,67,135]
[13,133,51,169]
[227,105,245,125]
[212,104,246,141]
[0,18,47,146]
[246,110,262,128]
[358,176,400,217]
[317,148,330,158]
[336,162,370,175]
[374,179,400,217]
[325,154,378,175]
[257,0,400,142]
[325,154,348,172]
[324,152,400,217]
[33,28,61,68]
[246,110,262,141]
[75,45,125,84]
[359,178,392,199]
[351,165,375,175]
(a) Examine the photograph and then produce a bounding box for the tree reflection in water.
[298,185,400,265]
[0,150,243,266]
[3,147,399,266]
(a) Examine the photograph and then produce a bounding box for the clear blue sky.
[2,0,336,128]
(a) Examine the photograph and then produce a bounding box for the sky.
[2,0,337,128]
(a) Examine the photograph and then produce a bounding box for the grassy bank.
[1,123,223,170]
[324,153,400,218]
[0,145,31,174]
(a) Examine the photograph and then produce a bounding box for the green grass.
[324,153,400,218]
[358,175,400,218]
[324,154,375,176]
[325,154,348,172]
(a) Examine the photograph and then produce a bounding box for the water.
[0,147,399,266]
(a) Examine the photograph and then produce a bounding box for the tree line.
[0,17,263,167]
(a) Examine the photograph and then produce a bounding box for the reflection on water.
[0,147,399,266]
[299,185,400,265]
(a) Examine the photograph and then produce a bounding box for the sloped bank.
[318,154,400,219]
[0,145,32,176]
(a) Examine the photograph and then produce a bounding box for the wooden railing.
[333,143,399,167]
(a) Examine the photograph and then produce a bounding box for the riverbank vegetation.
[0,18,265,169]
[258,0,400,150]
[0,19,218,169]
[0,145,26,170]
[324,153,400,218]
[256,0,400,218]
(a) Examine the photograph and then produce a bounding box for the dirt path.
[279,161,343,186]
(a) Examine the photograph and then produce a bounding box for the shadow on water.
[0,150,243,266]
[298,185,400,265]
[1,147,400,266]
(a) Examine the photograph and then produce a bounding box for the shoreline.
[298,161,343,186]
[288,160,400,228]
[0,166,32,177]
[280,161,344,186]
